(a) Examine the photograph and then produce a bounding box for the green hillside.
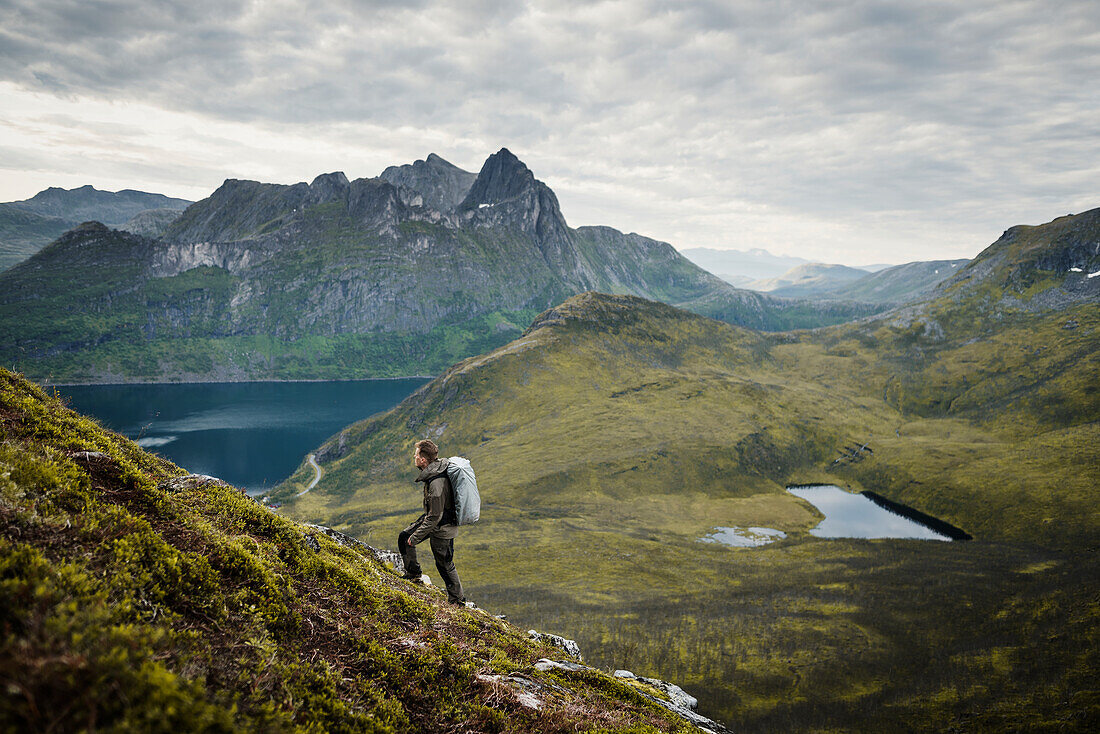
[273,209,1100,731]
[0,368,719,733]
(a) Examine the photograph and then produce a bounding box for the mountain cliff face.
[379,152,477,211]
[0,186,191,272]
[0,149,871,382]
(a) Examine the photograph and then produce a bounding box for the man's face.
[414,450,428,470]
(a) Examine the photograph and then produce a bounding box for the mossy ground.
[0,368,707,733]
[276,291,1100,732]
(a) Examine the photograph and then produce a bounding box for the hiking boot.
[448,598,472,607]
[400,570,423,582]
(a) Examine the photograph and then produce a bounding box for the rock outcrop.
[380,153,477,211]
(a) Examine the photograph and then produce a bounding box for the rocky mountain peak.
[310,171,350,189]
[379,154,475,212]
[66,220,112,237]
[460,148,536,208]
[308,172,351,206]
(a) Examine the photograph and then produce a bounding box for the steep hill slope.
[0,367,718,733]
[0,186,192,271]
[274,208,1100,731]
[0,150,872,383]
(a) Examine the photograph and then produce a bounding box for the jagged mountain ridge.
[0,149,876,382]
[379,152,477,211]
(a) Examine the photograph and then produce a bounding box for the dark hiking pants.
[398,527,465,604]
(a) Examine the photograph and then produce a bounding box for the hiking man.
[397,439,466,605]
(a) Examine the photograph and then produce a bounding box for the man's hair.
[415,439,438,462]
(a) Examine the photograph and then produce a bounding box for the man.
[397,439,466,605]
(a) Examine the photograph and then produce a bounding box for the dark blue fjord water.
[56,380,429,495]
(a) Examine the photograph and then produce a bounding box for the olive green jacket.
[407,458,458,546]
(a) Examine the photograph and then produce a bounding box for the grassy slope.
[0,368,708,734]
[273,284,1099,731]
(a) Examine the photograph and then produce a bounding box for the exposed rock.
[305,523,404,570]
[534,658,590,673]
[379,153,477,212]
[475,673,549,711]
[612,668,730,734]
[527,630,582,660]
[158,473,237,493]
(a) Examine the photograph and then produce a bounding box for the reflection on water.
[57,380,429,494]
[788,485,952,541]
[701,526,787,547]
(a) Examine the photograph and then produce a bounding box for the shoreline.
[36,375,436,387]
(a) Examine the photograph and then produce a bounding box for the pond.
[701,526,787,547]
[787,484,964,541]
[56,379,429,495]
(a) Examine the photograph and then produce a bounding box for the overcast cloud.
[1,0,1098,263]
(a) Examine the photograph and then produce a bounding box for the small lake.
[702,526,787,547]
[56,380,429,494]
[788,485,957,541]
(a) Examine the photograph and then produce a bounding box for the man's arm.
[408,476,446,546]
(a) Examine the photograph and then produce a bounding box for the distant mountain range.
[679,246,815,284]
[744,262,871,296]
[0,149,879,383]
[741,259,970,303]
[0,185,191,271]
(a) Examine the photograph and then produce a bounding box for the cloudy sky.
[1,0,1098,264]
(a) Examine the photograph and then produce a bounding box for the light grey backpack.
[445,456,481,525]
